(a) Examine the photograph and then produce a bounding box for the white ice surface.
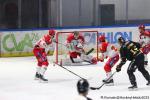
[0,54,150,100]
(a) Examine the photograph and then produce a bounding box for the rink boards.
[0,25,150,57]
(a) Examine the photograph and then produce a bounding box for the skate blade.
[39,80,48,83]
[105,83,114,86]
[128,88,138,91]
[34,78,40,80]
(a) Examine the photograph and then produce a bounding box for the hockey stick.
[56,63,86,80]
[90,71,116,90]
[85,48,94,55]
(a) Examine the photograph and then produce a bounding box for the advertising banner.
[0,25,149,57]
[1,30,48,57]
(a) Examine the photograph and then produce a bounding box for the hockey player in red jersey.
[33,29,56,82]
[138,24,150,66]
[98,35,119,85]
[66,31,97,65]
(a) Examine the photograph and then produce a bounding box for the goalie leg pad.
[61,58,82,66]
[69,52,81,58]
[81,54,92,61]
[81,54,97,64]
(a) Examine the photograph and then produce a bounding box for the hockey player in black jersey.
[116,37,150,90]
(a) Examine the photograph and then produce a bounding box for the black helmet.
[118,37,125,44]
[77,79,89,93]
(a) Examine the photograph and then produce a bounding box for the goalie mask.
[77,79,89,93]
[73,31,80,39]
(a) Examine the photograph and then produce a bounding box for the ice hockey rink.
[0,54,150,100]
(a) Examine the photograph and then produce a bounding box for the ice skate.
[144,61,148,65]
[103,72,114,86]
[128,84,138,90]
[39,74,48,83]
[104,79,114,86]
[102,78,108,83]
[146,81,150,86]
[34,72,40,80]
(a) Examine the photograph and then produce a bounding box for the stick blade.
[86,48,94,55]
[90,87,99,90]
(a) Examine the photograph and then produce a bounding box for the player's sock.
[144,55,148,67]
[34,66,41,80]
[39,67,48,82]
[103,72,113,82]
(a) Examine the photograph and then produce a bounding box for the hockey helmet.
[99,35,105,42]
[49,29,55,36]
[138,24,145,30]
[118,37,125,45]
[77,79,89,93]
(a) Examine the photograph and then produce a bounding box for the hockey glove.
[116,65,122,72]
[98,58,104,62]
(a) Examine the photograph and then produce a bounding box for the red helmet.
[99,35,105,42]
[49,29,55,36]
[138,24,145,30]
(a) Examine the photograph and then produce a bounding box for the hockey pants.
[127,53,150,86]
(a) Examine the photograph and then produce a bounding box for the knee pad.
[42,61,49,66]
[38,62,42,67]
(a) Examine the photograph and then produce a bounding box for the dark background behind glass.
[0,0,150,29]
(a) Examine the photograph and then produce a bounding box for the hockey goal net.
[53,31,99,65]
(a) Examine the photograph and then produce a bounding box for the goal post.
[54,31,99,65]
